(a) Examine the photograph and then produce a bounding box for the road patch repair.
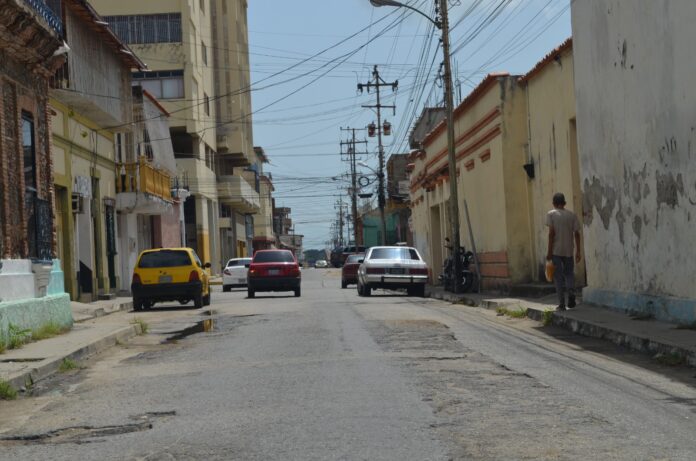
[0,411,175,446]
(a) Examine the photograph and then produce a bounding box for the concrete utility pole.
[358,65,398,246]
[341,127,368,247]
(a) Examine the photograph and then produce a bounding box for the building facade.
[0,0,72,338]
[520,39,585,285]
[572,1,696,323]
[92,0,259,272]
[409,74,532,290]
[50,0,145,301]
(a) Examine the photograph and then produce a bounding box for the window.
[105,14,182,44]
[138,250,192,268]
[22,113,37,193]
[204,93,210,115]
[133,70,184,100]
[253,251,295,263]
[369,248,421,261]
[201,42,207,65]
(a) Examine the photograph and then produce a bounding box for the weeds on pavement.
[7,324,31,349]
[131,317,149,334]
[496,306,528,319]
[58,358,82,372]
[32,322,69,341]
[542,310,554,326]
[0,379,17,400]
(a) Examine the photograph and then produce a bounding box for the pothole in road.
[0,411,175,446]
[163,319,215,343]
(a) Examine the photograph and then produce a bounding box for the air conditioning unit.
[71,193,84,214]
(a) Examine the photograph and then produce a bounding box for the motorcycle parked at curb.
[439,247,477,293]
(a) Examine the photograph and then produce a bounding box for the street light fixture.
[370,0,463,293]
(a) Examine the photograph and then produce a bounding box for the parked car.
[222,257,252,291]
[341,253,364,288]
[315,259,329,268]
[247,249,301,298]
[357,246,428,297]
[131,247,211,310]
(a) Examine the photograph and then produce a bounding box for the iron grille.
[23,0,63,35]
[27,195,53,262]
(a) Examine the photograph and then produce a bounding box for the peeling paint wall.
[572,0,696,322]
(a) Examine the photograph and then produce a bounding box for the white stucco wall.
[572,0,696,322]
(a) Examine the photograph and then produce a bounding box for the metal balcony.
[23,0,63,35]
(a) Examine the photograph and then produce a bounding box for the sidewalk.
[427,285,696,367]
[1,298,139,393]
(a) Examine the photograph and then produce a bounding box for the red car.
[247,250,301,298]
[341,253,365,288]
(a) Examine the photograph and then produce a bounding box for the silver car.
[357,246,429,297]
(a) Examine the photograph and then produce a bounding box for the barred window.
[105,14,182,44]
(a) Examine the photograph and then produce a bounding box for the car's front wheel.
[341,280,347,289]
[294,287,301,297]
[222,285,231,292]
[248,289,255,298]
[133,298,144,311]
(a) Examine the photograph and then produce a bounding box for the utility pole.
[438,0,463,293]
[341,127,368,247]
[358,65,398,246]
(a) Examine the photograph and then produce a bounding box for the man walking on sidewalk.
[546,192,581,311]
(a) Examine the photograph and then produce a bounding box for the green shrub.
[0,380,17,400]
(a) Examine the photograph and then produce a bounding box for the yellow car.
[131,248,211,310]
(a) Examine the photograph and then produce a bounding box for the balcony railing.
[23,0,63,35]
[116,157,172,202]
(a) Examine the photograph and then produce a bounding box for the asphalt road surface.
[2,269,696,460]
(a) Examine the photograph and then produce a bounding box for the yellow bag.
[545,260,555,282]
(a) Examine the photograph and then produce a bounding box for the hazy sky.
[247,0,571,250]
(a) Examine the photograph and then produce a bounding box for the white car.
[315,259,329,268]
[222,257,252,292]
[357,246,429,297]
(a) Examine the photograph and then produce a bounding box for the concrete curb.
[3,324,141,391]
[427,288,696,367]
[73,300,133,323]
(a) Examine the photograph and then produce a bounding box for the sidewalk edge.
[3,324,141,391]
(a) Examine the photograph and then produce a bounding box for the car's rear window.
[227,258,252,267]
[253,251,295,263]
[346,254,364,264]
[369,248,420,261]
[138,250,191,268]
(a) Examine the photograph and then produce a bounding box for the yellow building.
[50,0,146,301]
[520,39,585,284]
[91,0,258,270]
[410,74,532,292]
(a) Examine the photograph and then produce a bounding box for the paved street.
[2,269,696,460]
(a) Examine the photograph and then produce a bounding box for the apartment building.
[91,0,258,270]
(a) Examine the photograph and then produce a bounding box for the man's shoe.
[556,304,566,311]
[568,296,576,308]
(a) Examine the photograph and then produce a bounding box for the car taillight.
[189,270,200,282]
[409,268,428,275]
[132,273,141,285]
[285,265,300,277]
[248,267,257,277]
[366,268,385,274]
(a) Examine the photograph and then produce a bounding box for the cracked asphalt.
[1,269,696,460]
